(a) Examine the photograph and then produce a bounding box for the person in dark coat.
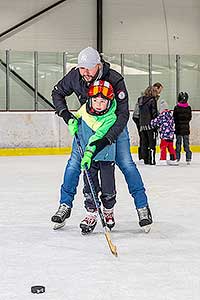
[138,86,160,165]
[173,92,192,163]
[133,82,163,162]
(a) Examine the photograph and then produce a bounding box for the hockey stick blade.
[105,231,118,257]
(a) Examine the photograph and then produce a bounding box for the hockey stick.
[74,133,118,257]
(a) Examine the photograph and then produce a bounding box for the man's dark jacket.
[52,62,129,143]
[138,95,158,129]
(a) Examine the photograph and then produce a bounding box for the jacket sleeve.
[188,106,192,121]
[51,69,75,116]
[173,106,177,122]
[151,98,159,119]
[151,115,160,128]
[104,77,129,143]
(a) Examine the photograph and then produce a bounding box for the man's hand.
[60,109,73,125]
[89,137,111,156]
[81,151,93,170]
[68,119,78,136]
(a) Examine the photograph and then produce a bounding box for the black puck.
[31,285,45,294]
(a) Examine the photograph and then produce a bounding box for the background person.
[138,86,159,165]
[132,82,163,162]
[151,99,177,165]
[173,92,192,164]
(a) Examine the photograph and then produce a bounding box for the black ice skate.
[137,205,153,233]
[51,203,71,230]
[186,159,191,165]
[103,207,115,230]
[80,211,98,235]
[167,159,179,166]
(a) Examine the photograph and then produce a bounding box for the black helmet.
[178,92,189,103]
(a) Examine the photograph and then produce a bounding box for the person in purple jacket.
[151,99,178,165]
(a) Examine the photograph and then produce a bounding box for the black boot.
[148,149,156,165]
[51,204,71,223]
[137,205,153,227]
[152,149,156,165]
[170,154,176,161]
[138,147,143,160]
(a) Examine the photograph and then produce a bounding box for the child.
[173,92,192,164]
[69,80,117,234]
[151,99,177,165]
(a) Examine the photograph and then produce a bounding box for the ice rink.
[0,153,200,300]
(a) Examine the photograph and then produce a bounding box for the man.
[51,46,152,230]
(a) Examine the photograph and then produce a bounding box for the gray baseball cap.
[76,47,101,69]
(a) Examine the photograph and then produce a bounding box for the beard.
[82,67,100,83]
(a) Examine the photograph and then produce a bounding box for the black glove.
[60,109,73,125]
[89,137,111,157]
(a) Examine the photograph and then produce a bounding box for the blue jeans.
[60,127,148,209]
[176,135,192,161]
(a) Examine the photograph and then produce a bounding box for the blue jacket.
[75,101,117,161]
[79,120,116,161]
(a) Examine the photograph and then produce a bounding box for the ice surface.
[0,153,200,300]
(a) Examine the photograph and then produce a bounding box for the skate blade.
[106,224,115,231]
[53,221,66,230]
[80,223,96,235]
[80,227,94,235]
[143,225,151,233]
[167,161,179,166]
[81,230,92,235]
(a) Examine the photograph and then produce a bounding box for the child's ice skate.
[80,211,98,235]
[103,207,115,230]
[167,160,179,166]
[186,159,191,165]
[157,160,167,166]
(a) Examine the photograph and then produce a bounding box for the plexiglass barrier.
[0,50,200,111]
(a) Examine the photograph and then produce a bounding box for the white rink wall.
[0,112,71,149]
[0,111,200,148]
